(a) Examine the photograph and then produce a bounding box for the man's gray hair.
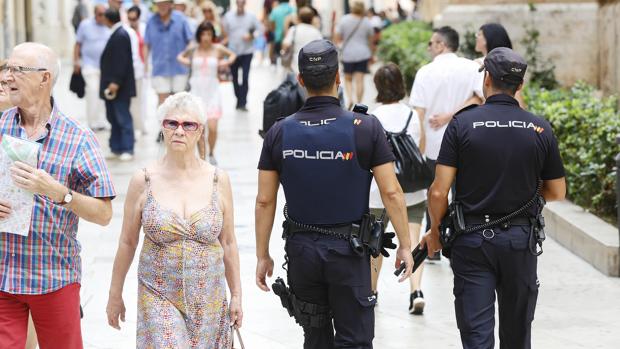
[12,42,61,87]
[157,92,207,125]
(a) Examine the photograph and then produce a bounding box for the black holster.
[528,196,547,256]
[272,277,332,328]
[439,201,466,258]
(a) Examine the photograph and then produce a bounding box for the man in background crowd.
[223,0,262,111]
[127,5,148,137]
[71,0,89,33]
[74,4,110,131]
[100,8,136,161]
[145,0,193,107]
[409,26,483,251]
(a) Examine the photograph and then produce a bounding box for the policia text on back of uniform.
[421,47,566,349]
[254,39,414,349]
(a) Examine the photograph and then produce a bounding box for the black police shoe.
[409,290,425,315]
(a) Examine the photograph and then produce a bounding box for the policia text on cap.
[420,47,567,349]
[255,39,414,348]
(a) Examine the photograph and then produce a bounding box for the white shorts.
[151,75,187,95]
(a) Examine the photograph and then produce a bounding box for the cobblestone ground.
[50,62,620,349]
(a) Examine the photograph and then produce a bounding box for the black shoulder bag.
[385,111,433,193]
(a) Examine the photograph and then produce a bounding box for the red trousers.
[0,283,82,349]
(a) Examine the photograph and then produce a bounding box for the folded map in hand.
[0,135,41,236]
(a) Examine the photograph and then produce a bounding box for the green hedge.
[524,83,619,221]
[377,21,433,90]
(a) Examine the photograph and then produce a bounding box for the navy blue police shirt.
[437,94,565,216]
[258,96,395,172]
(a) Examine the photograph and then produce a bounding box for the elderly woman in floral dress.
[106,92,242,348]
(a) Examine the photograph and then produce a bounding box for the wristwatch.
[59,190,73,206]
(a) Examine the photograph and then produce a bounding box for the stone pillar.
[598,1,620,96]
[30,0,74,59]
[0,0,28,57]
[0,0,5,58]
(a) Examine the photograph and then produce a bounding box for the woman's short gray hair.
[157,92,206,125]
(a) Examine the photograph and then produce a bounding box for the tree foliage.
[376,21,433,91]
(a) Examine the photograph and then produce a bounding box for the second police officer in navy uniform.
[255,39,414,349]
[421,47,567,349]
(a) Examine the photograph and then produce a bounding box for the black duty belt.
[464,215,532,227]
[287,222,358,238]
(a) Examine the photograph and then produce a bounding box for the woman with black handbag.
[369,63,431,315]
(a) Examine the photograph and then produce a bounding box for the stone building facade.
[1,0,75,60]
[422,0,620,95]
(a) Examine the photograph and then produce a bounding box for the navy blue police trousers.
[450,226,539,349]
[286,232,376,349]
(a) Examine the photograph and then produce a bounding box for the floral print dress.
[137,168,231,348]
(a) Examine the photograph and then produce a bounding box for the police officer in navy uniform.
[255,39,414,349]
[421,47,566,349]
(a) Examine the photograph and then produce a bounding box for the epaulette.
[453,104,478,118]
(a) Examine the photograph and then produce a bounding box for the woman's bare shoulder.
[128,162,160,190]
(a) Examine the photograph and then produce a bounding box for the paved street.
[51,63,620,349]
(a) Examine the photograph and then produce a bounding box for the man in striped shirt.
[0,43,116,349]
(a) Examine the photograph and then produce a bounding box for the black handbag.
[69,71,85,98]
[385,111,433,193]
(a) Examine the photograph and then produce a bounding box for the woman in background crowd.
[106,92,242,348]
[475,22,526,107]
[281,7,323,75]
[177,21,236,165]
[201,0,224,41]
[335,0,375,109]
[369,63,428,315]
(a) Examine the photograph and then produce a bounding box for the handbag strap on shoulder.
[342,18,363,53]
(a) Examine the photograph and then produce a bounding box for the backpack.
[385,111,433,192]
[260,74,304,138]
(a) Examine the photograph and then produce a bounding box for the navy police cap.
[479,47,527,84]
[298,39,339,75]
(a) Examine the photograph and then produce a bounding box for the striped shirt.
[0,100,116,295]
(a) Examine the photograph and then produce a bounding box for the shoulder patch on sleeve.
[454,104,479,118]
